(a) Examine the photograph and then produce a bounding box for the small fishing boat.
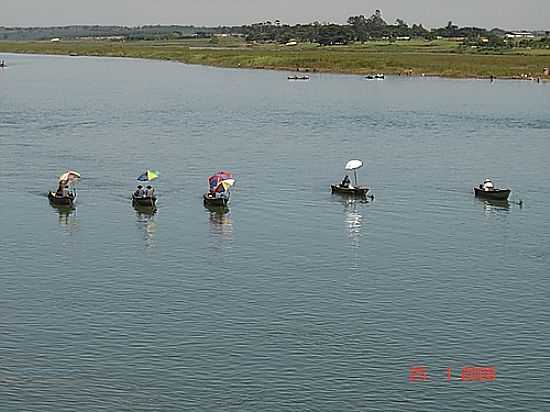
[331,184,369,197]
[331,159,370,198]
[49,169,80,207]
[366,73,384,80]
[132,170,159,210]
[474,187,511,200]
[288,75,309,80]
[132,194,157,209]
[474,178,511,200]
[48,191,76,207]
[204,171,235,208]
[203,192,229,207]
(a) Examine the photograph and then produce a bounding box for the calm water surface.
[1,54,549,411]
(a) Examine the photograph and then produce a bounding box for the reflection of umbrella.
[58,170,81,184]
[344,160,364,186]
[208,171,235,193]
[137,170,159,182]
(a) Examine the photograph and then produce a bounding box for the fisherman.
[134,185,144,198]
[145,185,155,198]
[62,182,70,197]
[55,181,65,197]
[341,175,351,188]
[482,178,495,191]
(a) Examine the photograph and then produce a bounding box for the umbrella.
[344,160,364,186]
[58,170,81,184]
[137,170,159,182]
[208,171,235,193]
[345,160,363,171]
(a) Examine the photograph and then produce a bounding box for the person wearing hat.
[144,185,155,199]
[341,175,351,188]
[482,178,495,191]
[134,185,144,198]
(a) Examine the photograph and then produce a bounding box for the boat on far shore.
[366,73,384,80]
[288,75,310,80]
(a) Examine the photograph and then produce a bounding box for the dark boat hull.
[48,192,75,207]
[331,184,369,197]
[473,187,510,200]
[132,194,157,209]
[203,193,229,207]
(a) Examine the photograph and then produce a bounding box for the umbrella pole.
[353,170,358,186]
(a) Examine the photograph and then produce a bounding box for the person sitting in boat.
[134,185,145,198]
[62,184,71,198]
[55,181,65,197]
[482,178,495,191]
[341,175,351,188]
[144,185,155,198]
[215,190,228,200]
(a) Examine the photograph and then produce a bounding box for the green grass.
[1,39,549,79]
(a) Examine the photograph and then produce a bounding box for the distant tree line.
[1,10,548,48]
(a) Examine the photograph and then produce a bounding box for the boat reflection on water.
[205,205,233,241]
[51,204,79,232]
[476,197,511,216]
[135,208,157,249]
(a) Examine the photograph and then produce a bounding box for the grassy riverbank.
[1,39,549,79]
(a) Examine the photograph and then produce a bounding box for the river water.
[1,54,549,411]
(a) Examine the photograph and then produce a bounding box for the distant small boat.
[48,191,76,207]
[133,170,159,210]
[332,159,370,198]
[204,171,235,207]
[473,187,510,200]
[288,75,309,80]
[0,60,6,68]
[366,73,384,80]
[331,184,369,197]
[474,178,510,200]
[132,194,157,209]
[48,169,80,207]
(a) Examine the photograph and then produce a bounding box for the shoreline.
[1,41,549,82]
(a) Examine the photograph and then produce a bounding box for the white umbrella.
[344,160,363,186]
[345,160,363,171]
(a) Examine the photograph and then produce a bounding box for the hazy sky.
[2,0,549,29]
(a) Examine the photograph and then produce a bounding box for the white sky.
[1,0,549,30]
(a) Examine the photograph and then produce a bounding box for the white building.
[505,32,535,39]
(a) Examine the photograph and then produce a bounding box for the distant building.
[77,36,126,41]
[396,36,411,41]
[213,33,244,38]
[505,32,535,39]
